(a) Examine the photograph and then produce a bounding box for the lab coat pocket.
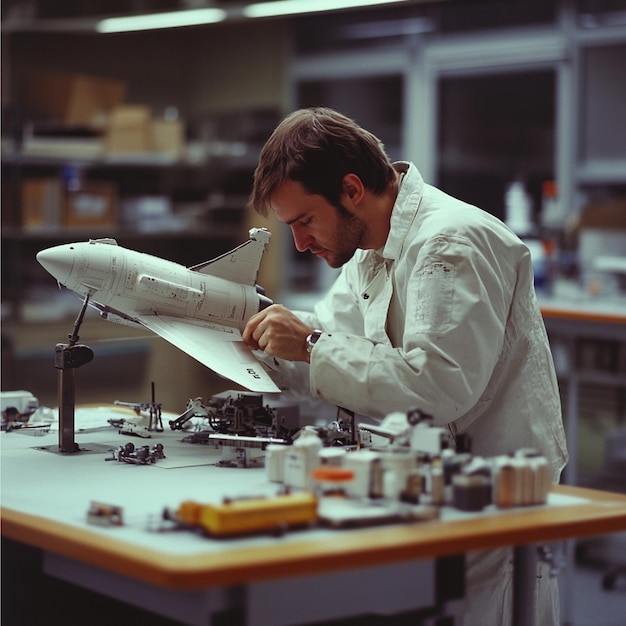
[413,261,455,332]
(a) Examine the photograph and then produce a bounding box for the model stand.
[55,295,94,453]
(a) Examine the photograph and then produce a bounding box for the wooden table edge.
[3,485,626,589]
[540,307,626,325]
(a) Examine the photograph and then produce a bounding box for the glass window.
[297,75,403,160]
[580,43,626,163]
[437,70,556,221]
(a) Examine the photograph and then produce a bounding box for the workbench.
[2,422,626,626]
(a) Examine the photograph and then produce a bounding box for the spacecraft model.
[36,228,280,393]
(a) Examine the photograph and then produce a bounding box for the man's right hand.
[242,304,314,363]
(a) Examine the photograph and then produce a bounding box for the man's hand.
[242,304,314,363]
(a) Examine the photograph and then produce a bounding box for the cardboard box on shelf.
[105,105,152,154]
[151,118,185,158]
[64,181,118,229]
[22,71,126,127]
[20,178,63,232]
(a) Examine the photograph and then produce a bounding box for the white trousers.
[464,547,560,626]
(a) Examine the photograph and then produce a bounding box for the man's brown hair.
[249,107,396,216]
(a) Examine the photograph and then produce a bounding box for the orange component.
[312,466,355,483]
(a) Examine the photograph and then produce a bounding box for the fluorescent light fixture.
[244,0,410,19]
[97,8,227,33]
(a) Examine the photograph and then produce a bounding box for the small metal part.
[87,501,123,526]
[105,442,166,465]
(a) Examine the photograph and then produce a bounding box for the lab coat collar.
[382,161,423,261]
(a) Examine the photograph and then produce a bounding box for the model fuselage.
[37,238,271,329]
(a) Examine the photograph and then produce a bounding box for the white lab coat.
[265,162,568,625]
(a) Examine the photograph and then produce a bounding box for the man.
[242,107,568,626]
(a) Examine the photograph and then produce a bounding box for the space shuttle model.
[36,228,280,393]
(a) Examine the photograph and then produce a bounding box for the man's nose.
[291,226,311,252]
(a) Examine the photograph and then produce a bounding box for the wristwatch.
[306,330,323,353]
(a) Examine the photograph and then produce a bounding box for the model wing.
[136,314,280,394]
[189,228,271,286]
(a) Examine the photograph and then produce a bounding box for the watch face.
[307,331,322,352]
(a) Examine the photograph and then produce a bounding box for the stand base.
[35,443,113,456]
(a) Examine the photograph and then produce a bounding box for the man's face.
[270,179,366,269]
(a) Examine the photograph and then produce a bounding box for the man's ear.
[342,173,365,205]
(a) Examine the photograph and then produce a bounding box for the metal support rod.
[68,293,90,346]
[513,544,538,626]
[58,367,79,453]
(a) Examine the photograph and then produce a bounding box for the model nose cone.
[36,245,74,285]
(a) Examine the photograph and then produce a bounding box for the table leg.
[513,544,537,626]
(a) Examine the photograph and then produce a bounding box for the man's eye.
[300,217,312,227]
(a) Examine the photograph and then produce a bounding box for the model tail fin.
[189,228,271,286]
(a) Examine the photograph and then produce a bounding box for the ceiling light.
[97,8,227,33]
[243,0,410,19]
